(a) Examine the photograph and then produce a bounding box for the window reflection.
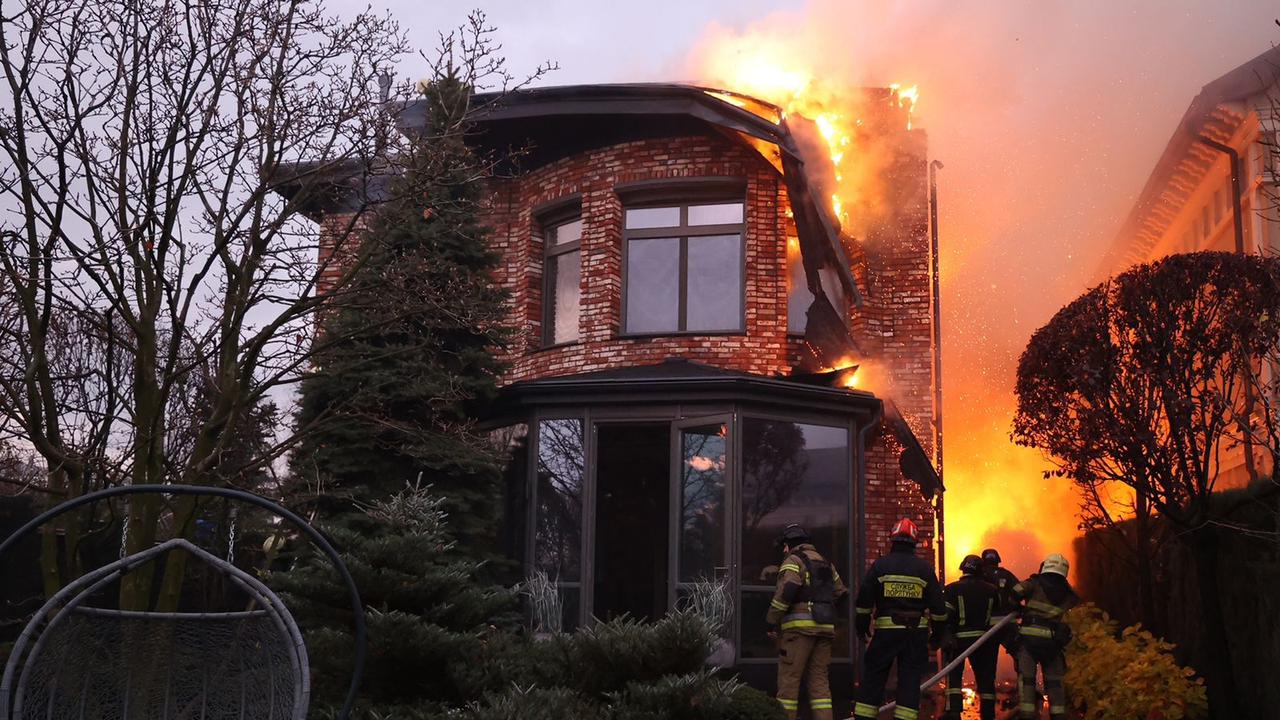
[686,235,742,331]
[535,419,584,581]
[740,419,850,658]
[492,423,529,582]
[786,237,812,334]
[679,423,727,582]
[688,202,744,226]
[544,218,582,346]
[625,237,680,332]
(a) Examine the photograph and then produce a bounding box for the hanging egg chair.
[0,486,366,720]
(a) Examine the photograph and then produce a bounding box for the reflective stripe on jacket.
[766,544,848,636]
[1012,574,1079,639]
[944,574,997,640]
[854,544,947,632]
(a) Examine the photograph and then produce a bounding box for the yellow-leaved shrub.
[1063,604,1208,719]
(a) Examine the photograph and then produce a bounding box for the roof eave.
[1100,46,1280,277]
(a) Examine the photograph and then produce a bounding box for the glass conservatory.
[488,359,881,667]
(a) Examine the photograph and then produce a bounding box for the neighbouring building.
[278,83,942,704]
[1102,46,1280,488]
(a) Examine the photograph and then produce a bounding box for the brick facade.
[314,115,939,573]
[485,135,806,381]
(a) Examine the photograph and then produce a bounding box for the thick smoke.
[684,0,1280,574]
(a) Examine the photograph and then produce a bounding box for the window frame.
[539,202,584,348]
[620,193,748,336]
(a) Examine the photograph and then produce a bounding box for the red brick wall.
[855,128,939,569]
[315,126,939,572]
[484,134,807,380]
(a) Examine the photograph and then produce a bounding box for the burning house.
[1102,46,1280,488]
[280,82,941,695]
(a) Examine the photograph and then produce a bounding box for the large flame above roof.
[691,34,917,231]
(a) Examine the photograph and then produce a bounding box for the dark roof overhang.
[489,358,941,498]
[489,358,881,422]
[885,399,943,500]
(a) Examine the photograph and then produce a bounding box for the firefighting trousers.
[776,631,833,720]
[853,628,929,720]
[944,640,997,720]
[1017,643,1067,720]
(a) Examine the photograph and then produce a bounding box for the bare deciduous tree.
[1013,251,1280,718]
[0,0,426,609]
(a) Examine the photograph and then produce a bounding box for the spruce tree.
[271,481,519,719]
[291,73,509,549]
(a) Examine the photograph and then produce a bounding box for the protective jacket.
[944,574,998,642]
[854,544,947,634]
[943,575,1000,720]
[766,543,848,637]
[1013,573,1078,720]
[852,543,946,720]
[1013,573,1079,644]
[985,566,1020,627]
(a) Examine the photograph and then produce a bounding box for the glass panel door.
[533,418,585,631]
[738,419,851,659]
[671,417,733,648]
[593,423,670,623]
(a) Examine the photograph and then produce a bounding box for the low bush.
[460,673,784,720]
[1064,604,1208,719]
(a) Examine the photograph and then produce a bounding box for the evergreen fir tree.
[290,74,510,550]
[272,482,785,720]
[271,481,519,719]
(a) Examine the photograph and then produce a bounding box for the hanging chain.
[119,497,129,559]
[226,505,238,563]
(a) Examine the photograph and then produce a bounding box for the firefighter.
[1013,553,1079,720]
[941,554,999,720]
[980,548,1021,669]
[766,523,848,720]
[852,517,947,720]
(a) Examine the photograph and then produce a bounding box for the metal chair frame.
[0,485,366,720]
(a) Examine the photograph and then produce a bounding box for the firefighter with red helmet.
[852,517,947,720]
[941,554,999,720]
[1013,553,1079,720]
[766,523,848,720]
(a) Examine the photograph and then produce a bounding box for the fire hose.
[842,613,1018,719]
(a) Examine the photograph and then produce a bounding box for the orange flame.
[689,29,1080,578]
[692,32,915,230]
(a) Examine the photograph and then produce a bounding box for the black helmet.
[776,524,811,549]
[960,554,983,576]
[981,548,1001,565]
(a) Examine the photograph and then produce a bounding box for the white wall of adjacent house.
[1142,95,1280,490]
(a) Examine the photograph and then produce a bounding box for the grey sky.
[358,0,800,85]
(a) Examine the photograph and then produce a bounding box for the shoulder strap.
[795,550,815,584]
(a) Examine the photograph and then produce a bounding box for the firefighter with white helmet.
[1012,553,1079,720]
[852,517,947,720]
